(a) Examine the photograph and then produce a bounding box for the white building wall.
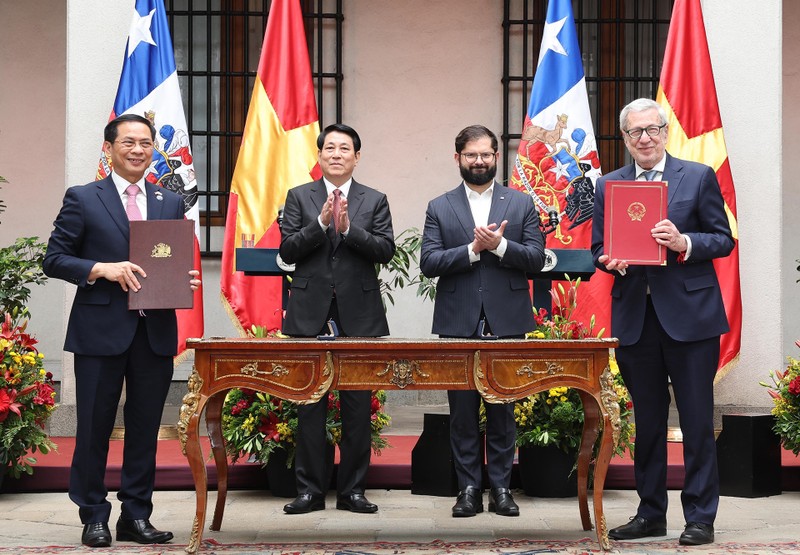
[0,0,792,430]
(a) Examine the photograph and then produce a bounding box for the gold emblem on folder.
[151,243,172,258]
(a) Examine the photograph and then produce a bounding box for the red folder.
[604,180,668,266]
[128,219,194,309]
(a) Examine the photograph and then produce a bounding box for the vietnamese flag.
[220,0,322,333]
[657,0,742,376]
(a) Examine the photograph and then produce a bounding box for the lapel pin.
[155,190,163,201]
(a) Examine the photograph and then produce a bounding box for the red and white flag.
[509,0,612,334]
[99,0,204,361]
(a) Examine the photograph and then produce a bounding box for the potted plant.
[221,386,390,497]
[761,339,800,455]
[514,276,634,497]
[0,312,57,483]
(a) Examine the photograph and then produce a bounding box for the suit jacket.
[279,179,395,337]
[43,176,185,357]
[591,154,735,346]
[420,183,546,337]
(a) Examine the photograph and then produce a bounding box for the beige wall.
[0,0,792,417]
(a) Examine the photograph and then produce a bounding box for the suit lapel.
[661,154,684,207]
[145,183,166,220]
[95,177,130,240]
[445,185,476,240]
[347,180,366,222]
[487,182,510,226]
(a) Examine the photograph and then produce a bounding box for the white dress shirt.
[464,182,507,263]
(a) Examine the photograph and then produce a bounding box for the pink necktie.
[332,189,342,233]
[125,184,143,221]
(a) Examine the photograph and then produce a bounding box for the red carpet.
[3,436,799,493]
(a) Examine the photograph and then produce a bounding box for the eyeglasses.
[460,152,497,163]
[623,123,666,140]
[115,140,155,150]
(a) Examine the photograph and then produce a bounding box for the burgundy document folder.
[128,219,194,309]
[603,180,668,265]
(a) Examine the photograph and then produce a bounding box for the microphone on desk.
[277,206,285,230]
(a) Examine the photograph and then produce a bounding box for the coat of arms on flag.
[509,0,611,334]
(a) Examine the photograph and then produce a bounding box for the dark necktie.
[332,188,342,233]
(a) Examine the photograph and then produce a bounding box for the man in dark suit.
[279,123,395,515]
[420,125,546,518]
[591,98,734,546]
[43,114,201,548]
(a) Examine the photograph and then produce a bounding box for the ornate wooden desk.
[178,337,620,553]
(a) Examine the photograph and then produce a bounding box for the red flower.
[534,308,549,326]
[32,382,56,406]
[257,412,281,443]
[0,387,23,423]
[230,398,250,416]
[370,395,381,413]
[788,376,800,397]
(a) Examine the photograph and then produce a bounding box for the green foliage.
[0,237,48,322]
[0,314,58,478]
[221,388,390,467]
[377,227,436,307]
[761,340,800,454]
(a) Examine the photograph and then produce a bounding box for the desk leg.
[593,365,621,551]
[206,392,228,531]
[178,369,209,555]
[577,389,601,532]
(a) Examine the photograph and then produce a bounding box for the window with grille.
[165,0,343,256]
[502,0,673,179]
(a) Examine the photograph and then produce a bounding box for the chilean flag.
[509,0,612,335]
[99,0,204,361]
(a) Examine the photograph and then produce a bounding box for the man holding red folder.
[591,98,734,546]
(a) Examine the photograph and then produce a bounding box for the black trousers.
[294,298,372,496]
[616,296,720,525]
[71,317,173,523]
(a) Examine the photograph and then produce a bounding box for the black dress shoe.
[336,493,378,513]
[452,486,483,517]
[488,488,519,517]
[115,518,173,544]
[81,522,111,548]
[283,493,326,514]
[680,522,715,545]
[608,515,667,540]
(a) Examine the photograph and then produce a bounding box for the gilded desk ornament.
[239,361,290,378]
[473,350,501,403]
[516,360,565,377]
[185,516,201,554]
[599,364,622,446]
[376,359,430,388]
[297,351,335,405]
[178,367,204,455]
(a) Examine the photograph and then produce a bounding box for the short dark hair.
[455,125,498,154]
[317,123,361,152]
[104,114,157,143]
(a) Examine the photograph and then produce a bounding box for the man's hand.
[598,254,629,273]
[320,194,334,227]
[472,220,507,253]
[89,261,146,292]
[189,269,201,291]
[334,195,349,233]
[652,219,688,253]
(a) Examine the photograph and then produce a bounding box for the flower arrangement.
[222,388,391,467]
[761,339,800,454]
[515,276,634,457]
[0,313,57,478]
